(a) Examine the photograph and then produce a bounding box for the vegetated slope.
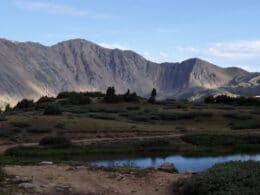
[0,38,259,107]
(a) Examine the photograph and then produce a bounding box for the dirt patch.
[3,165,186,195]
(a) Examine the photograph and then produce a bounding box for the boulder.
[157,162,178,173]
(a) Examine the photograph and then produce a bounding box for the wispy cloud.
[176,47,199,53]
[176,40,260,71]
[177,40,260,59]
[99,42,130,50]
[13,0,109,18]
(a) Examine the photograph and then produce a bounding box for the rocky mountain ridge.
[0,38,259,108]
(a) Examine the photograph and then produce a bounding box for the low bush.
[57,92,91,105]
[44,104,62,115]
[0,128,21,137]
[231,120,260,130]
[181,134,260,147]
[55,123,65,129]
[89,113,115,120]
[158,112,212,121]
[39,136,71,147]
[36,96,55,104]
[0,168,5,181]
[27,128,52,134]
[176,126,188,133]
[126,106,140,111]
[176,161,260,195]
[136,138,170,148]
[223,113,252,120]
[11,122,31,128]
[0,114,7,121]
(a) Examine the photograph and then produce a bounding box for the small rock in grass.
[18,183,35,189]
[39,161,53,165]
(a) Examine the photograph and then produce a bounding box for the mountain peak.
[0,38,259,108]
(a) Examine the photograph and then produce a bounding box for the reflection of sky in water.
[91,154,260,173]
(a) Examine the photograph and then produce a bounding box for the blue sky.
[1,0,260,71]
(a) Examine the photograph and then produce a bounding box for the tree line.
[204,95,260,106]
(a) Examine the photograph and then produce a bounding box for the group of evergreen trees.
[204,95,260,106]
[103,87,157,103]
[8,87,158,113]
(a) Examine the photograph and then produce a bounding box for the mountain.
[0,38,259,108]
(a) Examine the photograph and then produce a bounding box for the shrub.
[136,138,170,148]
[126,106,140,111]
[55,123,65,129]
[0,114,7,121]
[39,136,71,147]
[11,122,31,128]
[176,126,188,133]
[57,92,91,105]
[231,120,260,130]
[181,134,260,147]
[27,128,52,134]
[68,93,91,105]
[204,95,260,106]
[89,113,115,120]
[0,128,21,137]
[223,113,252,120]
[15,99,34,110]
[123,90,139,102]
[44,104,62,115]
[0,168,5,181]
[36,96,55,104]
[159,112,212,121]
[176,161,260,195]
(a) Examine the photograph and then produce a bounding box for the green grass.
[176,161,260,195]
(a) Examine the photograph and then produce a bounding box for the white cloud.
[175,40,260,71]
[99,42,130,50]
[177,40,260,59]
[159,51,169,59]
[176,47,199,53]
[14,0,109,18]
[205,41,260,58]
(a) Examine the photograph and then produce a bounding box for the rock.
[12,176,32,184]
[117,176,124,181]
[18,183,35,189]
[66,166,78,171]
[39,161,53,165]
[157,162,178,173]
[55,185,72,192]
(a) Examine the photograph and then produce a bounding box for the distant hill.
[0,38,259,108]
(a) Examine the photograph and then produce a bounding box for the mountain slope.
[0,38,259,107]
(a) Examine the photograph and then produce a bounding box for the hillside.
[0,38,259,108]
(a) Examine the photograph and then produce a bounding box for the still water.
[90,154,260,173]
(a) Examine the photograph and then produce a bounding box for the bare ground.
[2,165,187,195]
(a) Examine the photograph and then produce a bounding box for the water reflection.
[90,154,260,173]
